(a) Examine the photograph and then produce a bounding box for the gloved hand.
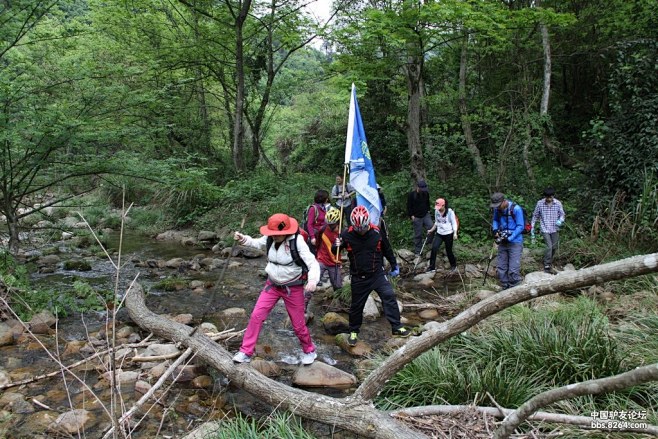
[556,218,564,228]
[390,266,400,277]
[334,238,342,247]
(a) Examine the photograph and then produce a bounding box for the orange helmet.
[350,205,370,232]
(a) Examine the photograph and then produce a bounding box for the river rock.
[191,375,213,388]
[418,276,435,287]
[524,271,553,284]
[198,231,217,241]
[250,359,281,377]
[173,365,202,382]
[0,322,14,346]
[63,340,87,356]
[165,258,185,268]
[464,263,482,278]
[1,393,34,414]
[220,307,247,319]
[49,409,93,435]
[115,325,135,339]
[63,259,92,271]
[171,313,193,325]
[321,312,349,335]
[36,254,60,267]
[363,294,379,321]
[0,369,10,386]
[335,333,372,357]
[418,308,439,320]
[29,310,56,334]
[563,263,576,272]
[19,410,58,436]
[148,361,170,379]
[291,361,357,388]
[135,380,152,395]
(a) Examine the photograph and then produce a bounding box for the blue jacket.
[492,202,524,244]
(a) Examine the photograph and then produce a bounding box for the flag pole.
[335,163,349,262]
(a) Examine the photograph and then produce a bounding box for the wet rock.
[148,361,170,379]
[63,259,92,271]
[418,309,439,320]
[250,359,281,377]
[165,258,185,268]
[4,357,21,369]
[181,237,197,246]
[291,361,357,388]
[172,365,202,382]
[171,313,193,325]
[0,322,14,346]
[0,392,22,409]
[198,231,217,241]
[321,312,349,335]
[191,375,213,388]
[115,325,135,339]
[48,409,93,435]
[190,280,204,289]
[199,322,218,333]
[335,334,372,357]
[227,261,242,269]
[63,340,86,356]
[29,310,56,334]
[36,254,60,267]
[135,380,152,395]
[220,307,246,319]
[354,359,378,381]
[19,410,58,436]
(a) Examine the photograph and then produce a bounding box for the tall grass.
[209,412,317,439]
[375,297,655,415]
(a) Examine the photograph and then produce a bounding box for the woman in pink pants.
[232,213,320,365]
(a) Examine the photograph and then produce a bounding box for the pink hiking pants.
[239,280,315,356]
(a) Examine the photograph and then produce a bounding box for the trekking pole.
[190,215,246,336]
[482,241,497,286]
[412,233,430,274]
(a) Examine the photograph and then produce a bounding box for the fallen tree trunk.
[124,283,424,439]
[495,363,658,438]
[355,252,658,401]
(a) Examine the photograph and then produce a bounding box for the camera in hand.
[495,230,511,244]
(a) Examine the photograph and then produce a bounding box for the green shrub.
[209,411,317,439]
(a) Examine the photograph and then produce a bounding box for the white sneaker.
[300,350,317,365]
[232,351,251,363]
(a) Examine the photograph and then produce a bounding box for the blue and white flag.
[344,83,382,226]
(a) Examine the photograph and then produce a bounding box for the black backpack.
[265,231,309,273]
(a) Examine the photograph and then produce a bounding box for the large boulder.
[291,361,357,388]
[29,310,56,334]
[321,312,349,335]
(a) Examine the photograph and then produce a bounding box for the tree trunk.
[405,53,426,182]
[231,0,252,171]
[354,252,658,401]
[124,283,424,439]
[6,212,20,255]
[458,36,486,181]
[539,21,555,154]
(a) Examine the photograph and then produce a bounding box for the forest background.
[1,0,657,258]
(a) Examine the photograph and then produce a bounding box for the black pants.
[349,272,401,333]
[428,232,456,270]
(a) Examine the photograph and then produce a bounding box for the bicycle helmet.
[350,205,370,232]
[325,208,340,225]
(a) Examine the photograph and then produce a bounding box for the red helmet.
[350,205,370,231]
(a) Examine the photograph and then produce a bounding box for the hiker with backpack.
[531,187,566,274]
[490,192,525,290]
[426,198,458,273]
[232,213,320,365]
[305,189,329,254]
[331,175,355,222]
[407,179,433,255]
[315,208,344,292]
[336,205,410,347]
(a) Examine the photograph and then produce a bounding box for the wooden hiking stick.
[190,215,246,336]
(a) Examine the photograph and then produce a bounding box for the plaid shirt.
[531,198,565,233]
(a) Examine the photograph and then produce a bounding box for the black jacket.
[340,226,397,276]
[407,190,430,218]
